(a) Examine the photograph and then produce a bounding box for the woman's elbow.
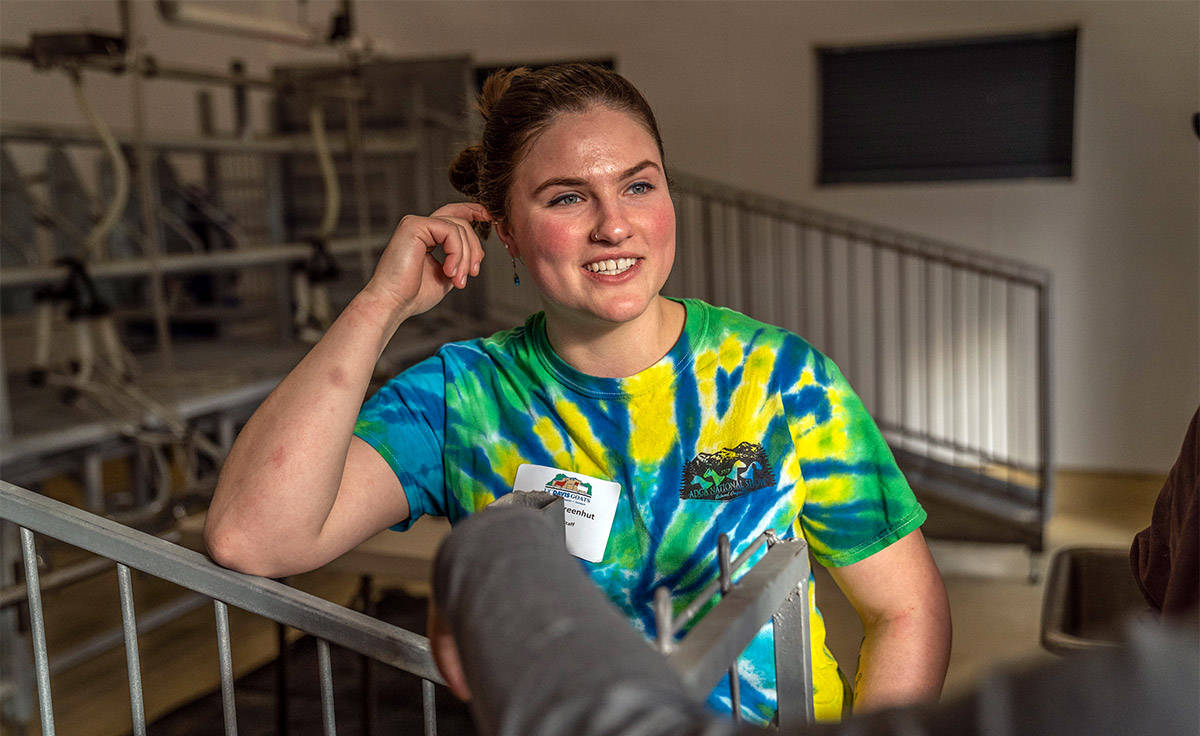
[204,516,280,577]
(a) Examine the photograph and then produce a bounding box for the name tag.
[512,463,620,563]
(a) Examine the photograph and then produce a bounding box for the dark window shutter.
[819,30,1077,184]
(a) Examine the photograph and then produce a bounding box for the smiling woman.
[204,63,951,727]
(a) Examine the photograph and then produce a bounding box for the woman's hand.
[362,202,491,323]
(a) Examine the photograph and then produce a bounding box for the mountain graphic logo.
[679,441,776,501]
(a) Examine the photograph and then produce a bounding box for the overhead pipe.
[156,0,324,46]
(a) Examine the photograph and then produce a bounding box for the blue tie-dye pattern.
[792,383,833,426]
[353,299,925,726]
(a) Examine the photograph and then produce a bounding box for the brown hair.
[448,64,667,238]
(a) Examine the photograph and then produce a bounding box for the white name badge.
[512,463,621,563]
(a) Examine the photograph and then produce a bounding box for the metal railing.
[669,172,1053,551]
[1,480,444,736]
[1,480,815,734]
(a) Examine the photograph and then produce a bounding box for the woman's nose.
[590,200,632,245]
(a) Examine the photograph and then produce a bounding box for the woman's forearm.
[204,293,401,575]
[852,603,952,712]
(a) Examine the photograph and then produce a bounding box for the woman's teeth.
[585,257,637,275]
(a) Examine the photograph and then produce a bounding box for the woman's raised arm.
[204,203,489,578]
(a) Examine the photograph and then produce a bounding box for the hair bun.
[477,67,530,121]
[448,143,484,199]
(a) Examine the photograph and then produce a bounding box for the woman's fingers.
[430,204,489,289]
[367,204,492,318]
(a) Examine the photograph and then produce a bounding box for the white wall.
[1,0,1196,472]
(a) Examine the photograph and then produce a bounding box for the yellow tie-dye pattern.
[533,416,572,469]
[554,399,610,478]
[628,386,678,467]
[717,333,744,373]
[477,436,523,507]
[806,577,847,721]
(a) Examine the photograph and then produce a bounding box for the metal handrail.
[672,171,1051,288]
[0,480,443,682]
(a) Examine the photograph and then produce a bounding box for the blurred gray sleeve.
[433,503,1198,736]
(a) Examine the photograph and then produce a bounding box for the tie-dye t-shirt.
[354,298,925,725]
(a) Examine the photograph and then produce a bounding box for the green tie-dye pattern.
[353,299,925,724]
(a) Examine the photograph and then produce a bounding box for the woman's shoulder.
[684,299,816,353]
[434,315,541,366]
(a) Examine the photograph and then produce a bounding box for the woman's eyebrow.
[531,160,662,197]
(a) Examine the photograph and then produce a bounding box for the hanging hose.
[308,101,340,240]
[293,100,342,342]
[69,70,130,262]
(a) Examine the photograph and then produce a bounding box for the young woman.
[205,64,950,725]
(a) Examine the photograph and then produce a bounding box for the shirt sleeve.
[784,346,926,567]
[353,354,448,531]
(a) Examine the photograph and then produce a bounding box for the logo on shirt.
[679,442,776,501]
[545,473,594,504]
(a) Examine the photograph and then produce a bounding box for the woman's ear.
[493,220,518,259]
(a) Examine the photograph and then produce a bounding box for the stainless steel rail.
[655,531,814,729]
[1,480,444,736]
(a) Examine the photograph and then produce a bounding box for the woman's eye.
[549,193,581,206]
[628,181,655,195]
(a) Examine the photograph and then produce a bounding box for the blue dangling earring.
[512,257,520,286]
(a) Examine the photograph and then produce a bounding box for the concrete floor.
[815,469,1163,703]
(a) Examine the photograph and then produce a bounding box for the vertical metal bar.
[822,231,834,356]
[654,586,674,653]
[410,87,432,215]
[1005,282,1015,481]
[702,197,717,304]
[872,247,884,419]
[276,622,290,735]
[214,600,238,736]
[345,94,374,284]
[897,252,909,434]
[717,534,741,723]
[124,0,174,365]
[981,276,992,459]
[799,226,811,339]
[738,209,754,317]
[82,451,105,513]
[945,261,955,460]
[317,639,336,736]
[422,678,438,736]
[19,527,55,736]
[771,218,785,329]
[846,239,859,384]
[359,575,377,736]
[1037,279,1054,551]
[950,268,962,466]
[772,573,814,729]
[117,563,147,736]
[924,257,934,445]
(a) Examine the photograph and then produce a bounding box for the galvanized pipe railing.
[671,171,1053,550]
[1,480,444,736]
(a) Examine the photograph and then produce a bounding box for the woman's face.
[495,106,676,330]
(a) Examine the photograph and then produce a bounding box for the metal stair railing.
[670,172,1053,551]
